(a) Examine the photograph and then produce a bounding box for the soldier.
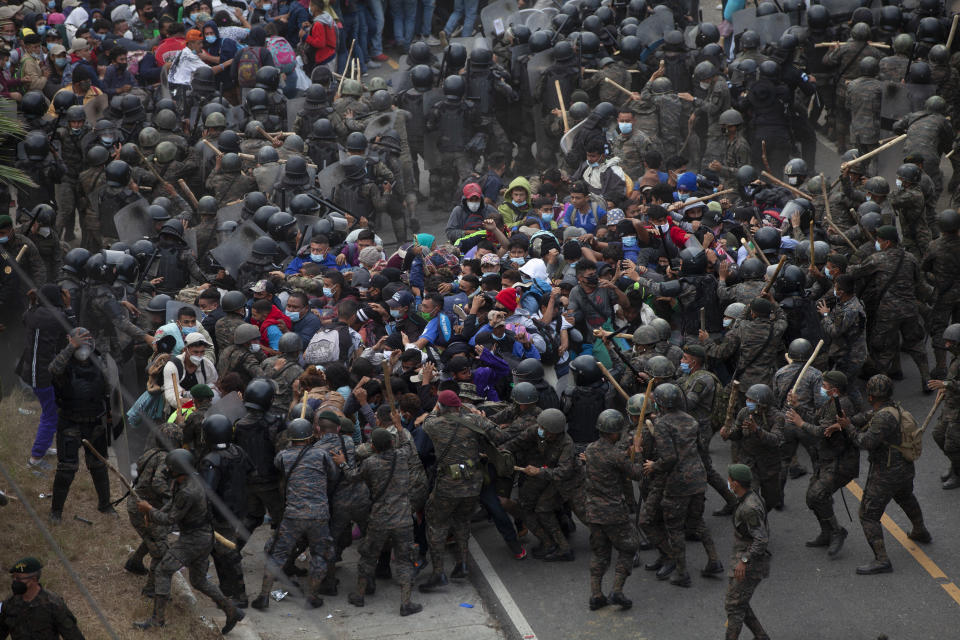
[234,378,285,542]
[0,214,46,388]
[505,409,579,562]
[773,338,823,482]
[608,108,651,181]
[845,57,883,160]
[217,323,266,386]
[894,95,953,200]
[618,325,659,395]
[261,332,305,419]
[199,414,254,608]
[270,156,318,211]
[822,23,882,152]
[419,390,502,592]
[150,220,207,296]
[79,252,153,361]
[561,355,608,452]
[649,317,683,365]
[839,375,931,574]
[847,226,931,391]
[784,370,859,556]
[153,109,190,159]
[534,41,582,165]
[718,258,765,307]
[0,557,85,640]
[135,449,244,633]
[583,409,641,610]
[647,383,722,588]
[54,104,90,241]
[215,291,248,352]
[332,155,387,230]
[725,384,784,510]
[251,418,335,610]
[890,163,931,259]
[338,428,423,616]
[923,210,960,379]
[709,109,752,184]
[15,132,65,214]
[306,118,341,170]
[691,60,731,171]
[878,33,914,82]
[724,463,771,640]
[206,152,258,206]
[700,297,787,393]
[93,160,144,250]
[293,84,335,139]
[930,324,960,489]
[424,75,479,209]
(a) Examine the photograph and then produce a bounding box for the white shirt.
[168,46,208,85]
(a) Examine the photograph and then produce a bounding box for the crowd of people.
[1,0,960,637]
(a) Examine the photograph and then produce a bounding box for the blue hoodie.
[202,20,239,88]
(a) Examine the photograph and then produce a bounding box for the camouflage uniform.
[727,407,785,509]
[127,446,174,595]
[932,354,960,477]
[921,233,960,372]
[77,164,107,251]
[216,343,266,387]
[877,54,909,82]
[894,109,953,199]
[655,340,683,367]
[724,490,771,640]
[316,432,370,566]
[703,308,788,388]
[695,78,732,170]
[844,74,882,157]
[214,313,246,358]
[800,394,859,533]
[609,128,652,181]
[718,278,765,308]
[889,185,930,259]
[717,133,753,184]
[261,355,305,418]
[206,169,259,206]
[680,369,737,507]
[618,348,657,396]
[0,588,84,640]
[357,426,428,510]
[822,41,882,149]
[80,283,148,360]
[582,62,631,105]
[235,408,285,535]
[583,435,642,596]
[772,362,822,486]
[820,295,867,395]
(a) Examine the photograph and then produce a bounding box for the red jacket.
[257,305,292,346]
[155,36,186,65]
[305,18,338,64]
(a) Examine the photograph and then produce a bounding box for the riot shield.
[364,112,399,141]
[635,7,674,45]
[732,9,791,44]
[480,0,520,37]
[526,50,553,102]
[184,227,198,256]
[113,200,152,244]
[880,82,937,130]
[559,120,584,155]
[208,391,246,423]
[421,88,445,170]
[165,300,201,325]
[510,43,531,82]
[210,219,265,276]
[84,93,108,125]
[253,163,282,193]
[226,105,246,129]
[817,0,861,21]
[316,162,346,198]
[286,96,307,130]
[216,200,244,225]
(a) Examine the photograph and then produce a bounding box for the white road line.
[469,539,538,640]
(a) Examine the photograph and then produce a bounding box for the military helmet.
[204,111,227,128]
[653,383,684,411]
[758,60,779,79]
[52,90,77,114]
[663,29,684,47]
[243,192,268,217]
[138,126,159,149]
[290,193,320,216]
[252,236,279,258]
[570,354,602,385]
[937,209,960,233]
[696,22,720,46]
[851,6,873,25]
[596,408,626,433]
[649,317,671,342]
[783,157,808,177]
[159,219,185,240]
[255,65,282,91]
[516,358,545,382]
[233,323,260,346]
[311,118,335,140]
[346,131,368,152]
[512,24,532,42]
[197,195,218,216]
[408,40,432,64]
[626,393,646,416]
[896,163,921,184]
[104,160,131,187]
[154,108,178,131]
[865,374,893,400]
[243,378,276,411]
[745,383,775,406]
[154,141,177,163]
[917,16,943,43]
[859,211,882,233]
[620,34,642,61]
[21,90,46,117]
[63,247,92,275]
[410,64,434,91]
[755,1,777,15]
[165,449,195,476]
[693,60,717,81]
[787,338,813,362]
[737,164,758,186]
[907,61,931,84]
[529,30,551,52]
[442,74,465,98]
[305,83,327,105]
[65,104,87,123]
[724,301,747,320]
[942,324,960,343]
[806,4,829,29]
[754,226,781,252]
[221,290,246,313]
[285,155,308,179]
[864,176,890,196]
[859,56,878,77]
[925,94,947,114]
[569,101,590,121]
[893,33,915,55]
[257,145,279,165]
[552,40,575,62]
[511,381,539,404]
[718,109,743,126]
[342,154,366,179]
[537,408,567,434]
[253,205,280,231]
[130,239,155,262]
[221,152,242,173]
[740,257,765,280]
[740,30,760,49]
[645,355,676,379]
[202,414,233,445]
[632,324,659,346]
[929,44,950,65]
[218,130,241,154]
[341,78,363,97]
[680,247,707,275]
[277,332,303,355]
[145,293,171,313]
[850,21,871,41]
[282,134,304,153]
[23,131,48,161]
[650,76,673,94]
[267,211,297,240]
[287,418,314,441]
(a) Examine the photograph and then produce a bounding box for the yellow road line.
[386,57,399,70]
[845,480,959,605]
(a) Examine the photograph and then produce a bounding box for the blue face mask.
[542,212,553,223]
[617,122,632,134]
[55,57,67,67]
[874,240,882,252]
[589,161,600,168]
[390,309,401,319]
[262,2,272,9]
[514,199,527,208]
[510,256,525,265]
[286,311,300,322]
[205,34,217,44]
[322,286,334,297]
[679,362,690,374]
[622,235,637,247]
[47,0,56,7]
[745,400,757,412]
[0,236,8,244]
[723,318,733,328]
[181,325,198,335]
[823,266,832,279]
[310,252,326,263]
[492,332,505,341]
[537,427,545,438]
[819,387,828,399]
[101,136,114,145]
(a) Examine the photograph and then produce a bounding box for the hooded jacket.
[498,175,532,228]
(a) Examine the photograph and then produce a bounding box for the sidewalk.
[197,526,505,640]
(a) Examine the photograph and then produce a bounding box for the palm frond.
[0,97,38,189]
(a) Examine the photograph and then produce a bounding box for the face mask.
[100,136,114,145]
[510,256,525,265]
[246,343,260,353]
[744,185,756,197]
[205,34,217,44]
[679,362,690,374]
[823,266,831,279]
[589,161,600,168]
[492,332,505,341]
[542,212,553,223]
[390,309,401,319]
[467,201,481,212]
[745,400,757,412]
[819,386,828,399]
[658,223,670,234]
[537,427,545,438]
[181,325,198,335]
[617,122,632,134]
[622,235,637,247]
[727,481,733,493]
[69,123,82,132]
[74,345,91,361]
[864,194,871,201]
[322,286,334,297]
[262,2,272,9]
[723,318,733,328]
[513,199,527,208]
[47,0,56,7]
[699,81,711,90]
[11,580,28,595]
[286,311,300,322]
[0,236,9,244]
[895,178,903,190]
[38,226,51,237]
[417,310,433,321]
[874,240,882,252]
[310,252,326,262]
[143,11,154,18]
[787,176,799,185]
[189,355,204,365]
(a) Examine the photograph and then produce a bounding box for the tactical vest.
[55,357,107,418]
[203,446,249,522]
[436,102,468,151]
[564,384,605,444]
[154,244,187,293]
[234,410,281,482]
[466,67,494,115]
[334,179,373,219]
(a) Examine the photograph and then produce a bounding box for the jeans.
[418,0,435,36]
[477,472,518,544]
[338,10,369,73]
[30,385,58,459]
[390,0,418,49]
[443,0,478,36]
[367,0,385,56]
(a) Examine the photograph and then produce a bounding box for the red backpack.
[234,46,262,88]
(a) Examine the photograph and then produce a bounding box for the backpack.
[235,46,262,88]
[881,403,923,463]
[304,324,351,365]
[266,36,296,74]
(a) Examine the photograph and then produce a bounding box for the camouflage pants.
[724,572,767,640]
[54,177,79,240]
[357,523,416,589]
[425,492,476,575]
[330,496,371,555]
[127,496,170,593]
[859,465,923,556]
[588,522,638,582]
[805,464,853,522]
[932,417,960,473]
[639,482,667,555]
[266,517,333,582]
[928,297,960,353]
[868,312,927,378]
[661,492,717,575]
[518,479,566,552]
[155,529,227,605]
[212,522,247,599]
[700,444,736,506]
[428,152,474,206]
[748,465,782,512]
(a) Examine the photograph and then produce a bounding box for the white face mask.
[895,178,903,190]
[189,355,204,365]
[787,176,799,185]
[699,81,711,90]
[467,201,481,212]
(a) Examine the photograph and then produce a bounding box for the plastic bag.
[293,56,311,91]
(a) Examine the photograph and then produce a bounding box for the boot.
[125,545,149,575]
[941,464,955,482]
[348,577,366,607]
[250,575,274,610]
[701,560,724,577]
[450,561,468,580]
[91,466,114,513]
[588,595,609,610]
[943,474,960,490]
[543,548,575,562]
[399,585,423,616]
[670,572,692,588]
[609,591,632,609]
[133,595,167,630]
[306,578,325,608]
[644,555,666,571]
[50,470,73,517]
[805,520,832,547]
[908,526,932,544]
[856,540,892,575]
[214,596,244,635]
[316,574,339,596]
[827,525,848,558]
[655,560,676,580]
[712,502,736,517]
[531,544,557,560]
[418,572,449,593]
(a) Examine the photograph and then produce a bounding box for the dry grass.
[0,390,221,640]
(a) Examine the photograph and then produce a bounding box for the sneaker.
[367,60,382,69]
[424,35,441,46]
[514,547,527,560]
[45,448,57,457]
[372,53,389,62]
[28,458,52,472]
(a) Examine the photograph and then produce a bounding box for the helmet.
[530,30,551,52]
[680,247,707,275]
[650,76,673,94]
[23,132,48,161]
[84,252,116,283]
[512,24,532,42]
[442,74,465,98]
[693,60,717,81]
[807,5,829,30]
[626,394,647,416]
[192,66,216,90]
[369,89,392,113]
[287,418,314,441]
[204,111,227,128]
[583,14,602,34]
[851,6,873,25]
[257,145,279,165]
[346,131,368,152]
[777,32,798,53]
[65,104,87,123]
[943,323,960,343]
[197,195,218,216]
[511,381,539,404]
[864,176,890,196]
[725,302,746,320]
[63,247,92,275]
[740,30,760,49]
[850,22,871,41]
[537,408,567,434]
[145,293,171,313]
[154,141,177,164]
[105,160,131,187]
[813,240,830,265]
[289,402,315,423]
[305,83,327,105]
[865,374,893,400]
[52,90,77,114]
[552,41,575,62]
[755,1,777,16]
[758,60,780,79]
[780,264,805,293]
[569,101,590,121]
[719,109,744,126]
[925,95,947,114]
[787,338,813,362]
[408,41,432,64]
[445,43,468,70]
[737,58,758,78]
[277,332,303,355]
[745,383,774,406]
[218,130,241,154]
[578,32,601,56]
[221,152,242,173]
[285,155,308,179]
[907,61,931,84]
[516,358,545,382]
[130,239,154,263]
[118,143,140,167]
[241,193,267,219]
[342,154,366,179]
[740,257,764,280]
[929,44,950,65]
[165,449,195,477]
[859,211,882,233]
[784,157,808,177]
[21,91,46,117]
[221,290,246,313]
[245,88,269,113]
[202,414,233,445]
[663,29,684,48]
[290,193,320,216]
[122,94,144,122]
[243,378,276,411]
[696,22,719,46]
[737,165,758,186]
[653,383,684,410]
[893,34,915,55]
[254,205,280,231]
[341,78,363,97]
[896,163,921,184]
[917,16,943,43]
[596,408,626,433]
[267,211,297,240]
[570,354,602,385]
[252,236,279,258]
[632,325,659,346]
[159,219,185,241]
[645,355,676,379]
[255,66,282,91]
[470,47,493,67]
[937,209,960,233]
[754,226,781,253]
[27,204,55,228]
[410,64,434,91]
[859,56,878,77]
[233,323,260,345]
[627,0,646,16]
[311,118,335,140]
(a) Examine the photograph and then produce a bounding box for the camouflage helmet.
[745,383,775,406]
[850,22,871,41]
[937,209,960,233]
[596,408,626,433]
[366,76,388,92]
[865,374,893,400]
[155,141,177,164]
[650,76,672,94]
[653,383,684,411]
[632,325,659,346]
[511,381,539,404]
[724,302,747,319]
[204,111,227,128]
[537,408,567,434]
[154,108,178,131]
[892,33,914,55]
[649,317,671,342]
[863,176,890,196]
[165,449,195,476]
[626,393,647,416]
[925,95,947,114]
[645,355,676,379]
[942,323,960,343]
[138,126,159,149]
[341,78,363,97]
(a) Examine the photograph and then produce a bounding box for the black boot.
[50,470,73,518]
[216,597,244,634]
[655,560,676,580]
[133,595,167,630]
[124,545,149,575]
[644,555,666,571]
[588,595,609,610]
[609,591,632,609]
[701,560,724,577]
[827,526,848,558]
[418,572,449,593]
[91,466,114,514]
[712,502,736,517]
[805,521,832,548]
[450,561,468,580]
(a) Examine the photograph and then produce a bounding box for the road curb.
[467,539,537,640]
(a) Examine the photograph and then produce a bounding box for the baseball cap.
[184,333,211,347]
[437,389,462,407]
[387,290,415,308]
[462,182,482,200]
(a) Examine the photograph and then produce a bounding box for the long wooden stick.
[742,225,770,266]
[820,172,831,222]
[760,170,806,199]
[299,391,308,419]
[597,361,629,401]
[720,381,740,438]
[813,41,890,49]
[790,339,825,395]
[381,359,395,407]
[950,14,960,50]
[15,245,27,263]
[809,221,815,269]
[680,188,735,208]
[202,138,224,157]
[760,255,788,296]
[920,390,945,433]
[824,217,859,251]
[555,80,569,133]
[840,134,907,172]
[631,378,655,462]
[177,179,199,210]
[603,76,634,98]
[171,372,183,424]
[336,39,356,98]
[257,125,280,146]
